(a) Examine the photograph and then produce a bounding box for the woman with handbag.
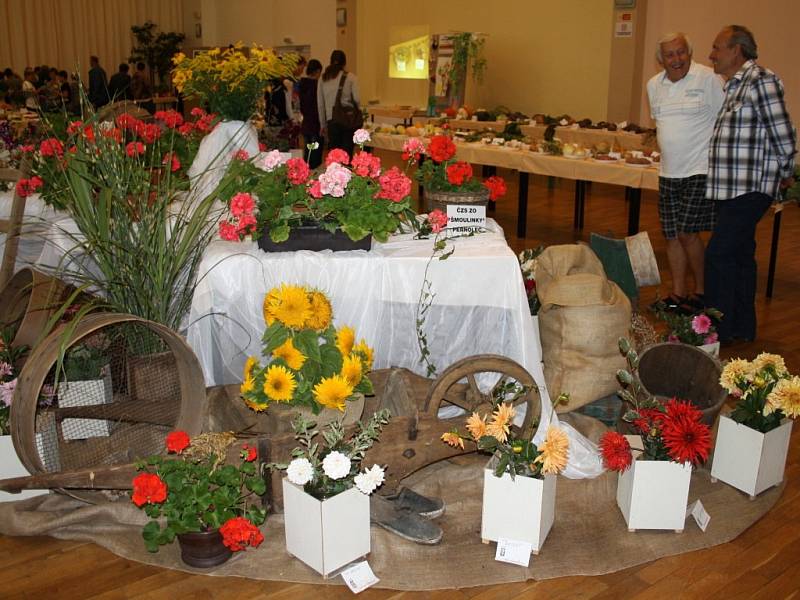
[317,50,362,157]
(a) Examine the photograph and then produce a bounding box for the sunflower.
[441,431,465,449]
[335,326,355,357]
[262,288,281,326]
[313,375,353,411]
[765,376,800,418]
[244,397,268,412]
[534,426,569,475]
[486,402,516,443]
[240,374,255,395]
[272,337,306,370]
[263,364,296,402]
[243,356,258,381]
[305,290,333,331]
[353,339,374,371]
[719,358,755,394]
[272,284,312,329]
[465,412,488,441]
[340,354,363,386]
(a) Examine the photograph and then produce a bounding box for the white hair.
[656,32,693,63]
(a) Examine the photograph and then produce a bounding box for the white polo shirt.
[647,61,724,179]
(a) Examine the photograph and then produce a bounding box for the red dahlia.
[663,397,702,422]
[661,415,711,466]
[599,431,632,472]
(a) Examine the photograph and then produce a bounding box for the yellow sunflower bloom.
[441,431,465,449]
[262,287,281,326]
[341,354,363,386]
[305,290,333,331]
[313,375,353,411]
[240,374,255,395]
[243,356,258,381]
[272,284,312,329]
[244,397,268,412]
[465,412,488,441]
[486,402,516,443]
[263,364,296,402]
[336,326,355,357]
[273,337,306,370]
[534,426,569,475]
[353,339,374,371]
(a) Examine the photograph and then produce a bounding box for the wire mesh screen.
[33,321,182,473]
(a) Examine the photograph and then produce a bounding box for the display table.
[184,219,547,397]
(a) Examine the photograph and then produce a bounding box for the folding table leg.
[766,210,782,298]
[517,171,529,238]
[626,187,642,235]
[574,180,586,230]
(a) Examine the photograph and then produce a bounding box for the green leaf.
[270,224,290,243]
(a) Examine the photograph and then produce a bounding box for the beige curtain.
[0,0,183,79]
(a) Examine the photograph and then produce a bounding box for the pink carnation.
[427,209,448,233]
[375,167,412,203]
[325,148,350,166]
[319,162,352,197]
[258,149,287,172]
[286,157,311,185]
[229,192,255,218]
[691,314,712,334]
[351,151,381,178]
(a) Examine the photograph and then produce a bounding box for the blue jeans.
[704,192,772,341]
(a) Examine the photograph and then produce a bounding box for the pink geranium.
[319,162,352,197]
[259,149,287,172]
[325,148,350,167]
[375,167,412,203]
[691,314,712,334]
[401,138,426,162]
[218,220,239,241]
[427,209,448,233]
[0,378,17,407]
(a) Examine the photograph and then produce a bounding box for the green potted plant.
[132,430,266,567]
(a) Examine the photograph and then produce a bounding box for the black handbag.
[331,72,363,130]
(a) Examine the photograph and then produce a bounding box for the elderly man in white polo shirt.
[647,32,724,313]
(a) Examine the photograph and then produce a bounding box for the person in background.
[108,63,133,102]
[299,59,323,168]
[317,49,360,156]
[22,68,39,110]
[286,55,307,124]
[2,68,22,104]
[88,55,109,109]
[132,62,155,113]
[705,25,796,343]
[647,32,724,313]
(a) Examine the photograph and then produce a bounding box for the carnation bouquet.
[719,353,799,433]
[217,130,417,244]
[172,45,298,121]
[132,431,266,553]
[240,285,374,415]
[270,409,390,500]
[654,306,722,346]
[518,246,544,315]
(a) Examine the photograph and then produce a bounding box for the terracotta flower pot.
[176,529,232,568]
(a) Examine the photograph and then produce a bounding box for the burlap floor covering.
[0,414,783,591]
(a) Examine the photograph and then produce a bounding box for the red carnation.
[427,135,456,163]
[177,122,194,137]
[102,127,122,143]
[375,166,412,203]
[131,472,168,506]
[220,516,264,551]
[286,157,310,185]
[483,176,507,201]
[258,142,267,152]
[325,148,350,167]
[137,123,161,144]
[82,125,96,143]
[15,176,44,198]
[39,138,64,158]
[154,109,184,129]
[599,431,632,473]
[67,120,84,136]
[126,141,145,157]
[116,113,139,130]
[445,161,473,186]
[165,430,190,453]
[661,415,711,466]
[162,152,181,173]
[234,149,250,161]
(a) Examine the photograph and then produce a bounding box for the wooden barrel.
[425,187,490,213]
[636,342,726,426]
[0,267,70,352]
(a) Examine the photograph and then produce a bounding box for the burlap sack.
[534,244,631,412]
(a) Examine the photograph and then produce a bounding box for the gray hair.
[725,25,758,60]
[656,32,692,63]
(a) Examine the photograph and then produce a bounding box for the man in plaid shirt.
[705,25,796,343]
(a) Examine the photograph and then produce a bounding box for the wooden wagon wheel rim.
[10,312,207,475]
[422,354,541,439]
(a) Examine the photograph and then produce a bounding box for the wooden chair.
[0,158,31,289]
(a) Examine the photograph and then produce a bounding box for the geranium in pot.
[132,430,266,567]
[269,409,390,577]
[711,353,798,497]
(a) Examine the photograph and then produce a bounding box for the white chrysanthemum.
[286,457,315,486]
[354,464,385,495]
[321,451,352,480]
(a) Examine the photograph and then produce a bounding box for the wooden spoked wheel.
[423,355,541,439]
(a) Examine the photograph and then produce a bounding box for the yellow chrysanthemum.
[765,376,800,418]
[305,291,333,331]
[262,288,281,326]
[486,402,516,443]
[263,364,296,402]
[465,412,488,441]
[240,374,255,395]
[336,326,355,357]
[441,431,465,449]
[313,375,353,411]
[273,338,307,371]
[243,356,258,381]
[753,353,788,377]
[272,284,312,329]
[341,354,363,386]
[535,426,570,475]
[353,339,374,371]
[719,358,755,394]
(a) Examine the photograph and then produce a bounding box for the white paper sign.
[340,561,379,594]
[685,499,711,532]
[494,537,532,567]
[446,204,486,235]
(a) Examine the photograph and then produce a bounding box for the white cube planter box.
[617,459,692,532]
[481,456,556,553]
[699,341,720,358]
[282,479,370,578]
[57,372,113,440]
[711,415,792,497]
[0,435,48,502]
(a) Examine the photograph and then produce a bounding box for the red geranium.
[131,472,167,506]
[325,148,350,166]
[137,122,162,144]
[350,151,381,178]
[126,141,145,157]
[308,179,322,199]
[427,135,456,163]
[39,138,64,158]
[219,516,264,551]
[599,431,632,472]
[286,157,310,185]
[229,192,255,218]
[242,444,257,462]
[375,166,412,202]
[233,149,250,161]
[219,220,238,241]
[165,430,190,454]
[15,176,44,198]
[445,161,473,186]
[483,176,507,201]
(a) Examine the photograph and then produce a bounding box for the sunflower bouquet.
[172,45,299,121]
[441,396,569,479]
[240,284,374,415]
[719,353,799,433]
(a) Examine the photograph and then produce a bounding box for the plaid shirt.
[707,60,797,200]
